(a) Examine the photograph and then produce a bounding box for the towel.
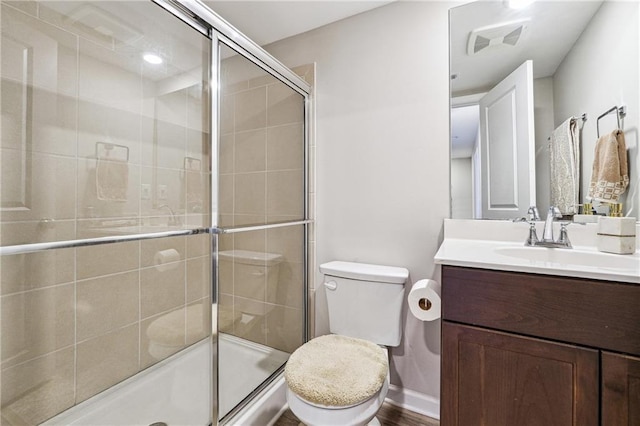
[96,157,128,201]
[588,130,629,202]
[549,117,580,215]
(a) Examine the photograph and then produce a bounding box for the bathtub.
[44,340,211,426]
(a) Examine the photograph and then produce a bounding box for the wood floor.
[273,402,439,426]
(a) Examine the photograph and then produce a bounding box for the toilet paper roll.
[154,248,180,272]
[408,279,441,321]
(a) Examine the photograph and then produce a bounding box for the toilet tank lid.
[320,261,408,284]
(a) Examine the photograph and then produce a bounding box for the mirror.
[450,0,639,220]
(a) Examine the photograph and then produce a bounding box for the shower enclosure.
[0,0,311,424]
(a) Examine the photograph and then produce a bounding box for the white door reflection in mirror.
[480,60,535,219]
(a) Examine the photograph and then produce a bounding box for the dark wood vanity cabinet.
[441,265,640,426]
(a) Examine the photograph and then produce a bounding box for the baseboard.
[227,374,288,426]
[385,384,440,420]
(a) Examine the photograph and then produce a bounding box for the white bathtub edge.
[227,373,287,426]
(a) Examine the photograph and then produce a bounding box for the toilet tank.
[320,261,408,347]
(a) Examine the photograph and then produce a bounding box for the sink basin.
[494,246,639,271]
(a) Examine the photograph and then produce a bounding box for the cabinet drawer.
[442,266,640,356]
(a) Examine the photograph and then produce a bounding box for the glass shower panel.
[1,2,212,424]
[218,224,305,418]
[217,42,307,421]
[218,43,305,228]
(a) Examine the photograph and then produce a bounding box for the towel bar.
[596,105,626,137]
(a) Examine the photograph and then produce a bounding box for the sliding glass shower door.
[1,1,213,424]
[215,40,310,421]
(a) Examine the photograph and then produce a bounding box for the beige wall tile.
[267,170,304,218]
[1,246,74,295]
[187,256,211,303]
[267,225,304,264]
[265,304,303,353]
[266,83,304,127]
[1,347,74,425]
[219,133,234,174]
[77,271,139,342]
[267,123,304,171]
[1,284,74,368]
[235,87,266,132]
[233,214,266,227]
[218,257,234,296]
[140,264,186,319]
[234,229,266,253]
[248,74,278,88]
[3,1,38,17]
[219,174,234,215]
[234,172,266,216]
[220,94,235,135]
[140,308,185,369]
[77,241,139,280]
[235,129,266,173]
[187,233,211,258]
[186,299,211,345]
[76,324,139,403]
[266,261,304,309]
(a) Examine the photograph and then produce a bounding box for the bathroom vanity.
[435,219,640,426]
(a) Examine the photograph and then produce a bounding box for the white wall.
[451,158,473,219]
[534,76,555,214]
[554,1,639,217]
[265,1,451,410]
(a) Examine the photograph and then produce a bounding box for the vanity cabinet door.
[442,322,599,426]
[602,352,640,425]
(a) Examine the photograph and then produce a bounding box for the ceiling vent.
[467,19,529,56]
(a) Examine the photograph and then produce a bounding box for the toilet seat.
[286,372,389,426]
[285,335,390,426]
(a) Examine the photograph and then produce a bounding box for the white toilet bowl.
[286,370,389,426]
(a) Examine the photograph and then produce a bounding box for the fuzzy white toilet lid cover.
[284,334,388,407]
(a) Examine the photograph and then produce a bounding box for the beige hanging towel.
[96,157,129,202]
[588,130,629,202]
[550,117,580,215]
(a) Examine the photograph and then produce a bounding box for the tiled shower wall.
[217,53,314,353]
[0,2,211,424]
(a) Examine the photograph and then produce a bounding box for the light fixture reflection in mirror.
[450,0,639,221]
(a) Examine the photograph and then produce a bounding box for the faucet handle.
[525,222,539,246]
[557,223,572,248]
[527,206,541,221]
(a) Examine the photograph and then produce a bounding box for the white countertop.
[434,219,640,284]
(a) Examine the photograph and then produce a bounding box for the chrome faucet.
[541,206,562,242]
[157,204,181,226]
[524,206,573,248]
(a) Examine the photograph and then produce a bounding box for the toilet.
[284,260,408,426]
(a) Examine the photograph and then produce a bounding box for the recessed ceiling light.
[143,53,163,65]
[506,0,534,10]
